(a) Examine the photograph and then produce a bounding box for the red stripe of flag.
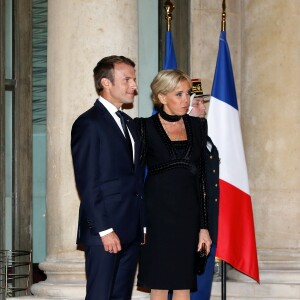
[216,180,260,282]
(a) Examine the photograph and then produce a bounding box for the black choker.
[159,109,181,122]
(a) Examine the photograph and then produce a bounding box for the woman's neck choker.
[159,109,181,122]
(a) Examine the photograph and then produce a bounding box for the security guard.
[189,79,220,300]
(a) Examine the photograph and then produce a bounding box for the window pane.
[5,0,13,79]
[5,90,13,249]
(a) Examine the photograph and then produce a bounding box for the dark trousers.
[85,242,140,300]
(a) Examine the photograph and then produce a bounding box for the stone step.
[211,281,300,299]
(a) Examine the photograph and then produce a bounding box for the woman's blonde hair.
[150,69,192,107]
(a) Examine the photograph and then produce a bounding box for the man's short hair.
[93,55,135,95]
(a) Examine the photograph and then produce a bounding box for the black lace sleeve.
[134,117,147,165]
[198,118,209,229]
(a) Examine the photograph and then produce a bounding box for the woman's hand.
[198,229,212,255]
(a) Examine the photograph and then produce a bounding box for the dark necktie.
[116,111,133,161]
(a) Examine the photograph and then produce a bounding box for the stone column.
[241,0,300,252]
[29,1,143,299]
[237,0,300,295]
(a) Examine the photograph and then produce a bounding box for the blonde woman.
[136,70,212,300]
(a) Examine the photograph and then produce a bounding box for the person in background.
[136,70,212,300]
[189,79,220,300]
[71,55,145,300]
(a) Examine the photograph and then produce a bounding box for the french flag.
[163,31,177,70]
[152,30,177,116]
[207,31,260,282]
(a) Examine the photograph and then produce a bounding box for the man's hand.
[101,231,122,254]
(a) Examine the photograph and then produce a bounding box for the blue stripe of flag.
[211,31,238,110]
[152,31,177,115]
[163,31,177,70]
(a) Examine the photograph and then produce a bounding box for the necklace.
[159,108,181,122]
[160,117,186,141]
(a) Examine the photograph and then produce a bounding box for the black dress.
[136,113,208,290]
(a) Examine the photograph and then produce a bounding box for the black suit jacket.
[206,136,220,244]
[71,100,145,246]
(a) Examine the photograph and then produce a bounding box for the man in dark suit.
[71,55,145,300]
[189,80,220,300]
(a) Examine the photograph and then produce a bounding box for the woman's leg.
[172,290,190,300]
[151,289,169,300]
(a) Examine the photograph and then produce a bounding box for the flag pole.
[164,0,175,32]
[152,0,176,115]
[220,3,227,299]
[221,260,226,300]
[162,0,177,70]
[221,0,226,32]
[210,0,260,294]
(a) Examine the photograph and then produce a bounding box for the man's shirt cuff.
[99,228,113,237]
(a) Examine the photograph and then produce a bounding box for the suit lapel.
[95,100,138,165]
[94,99,127,141]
